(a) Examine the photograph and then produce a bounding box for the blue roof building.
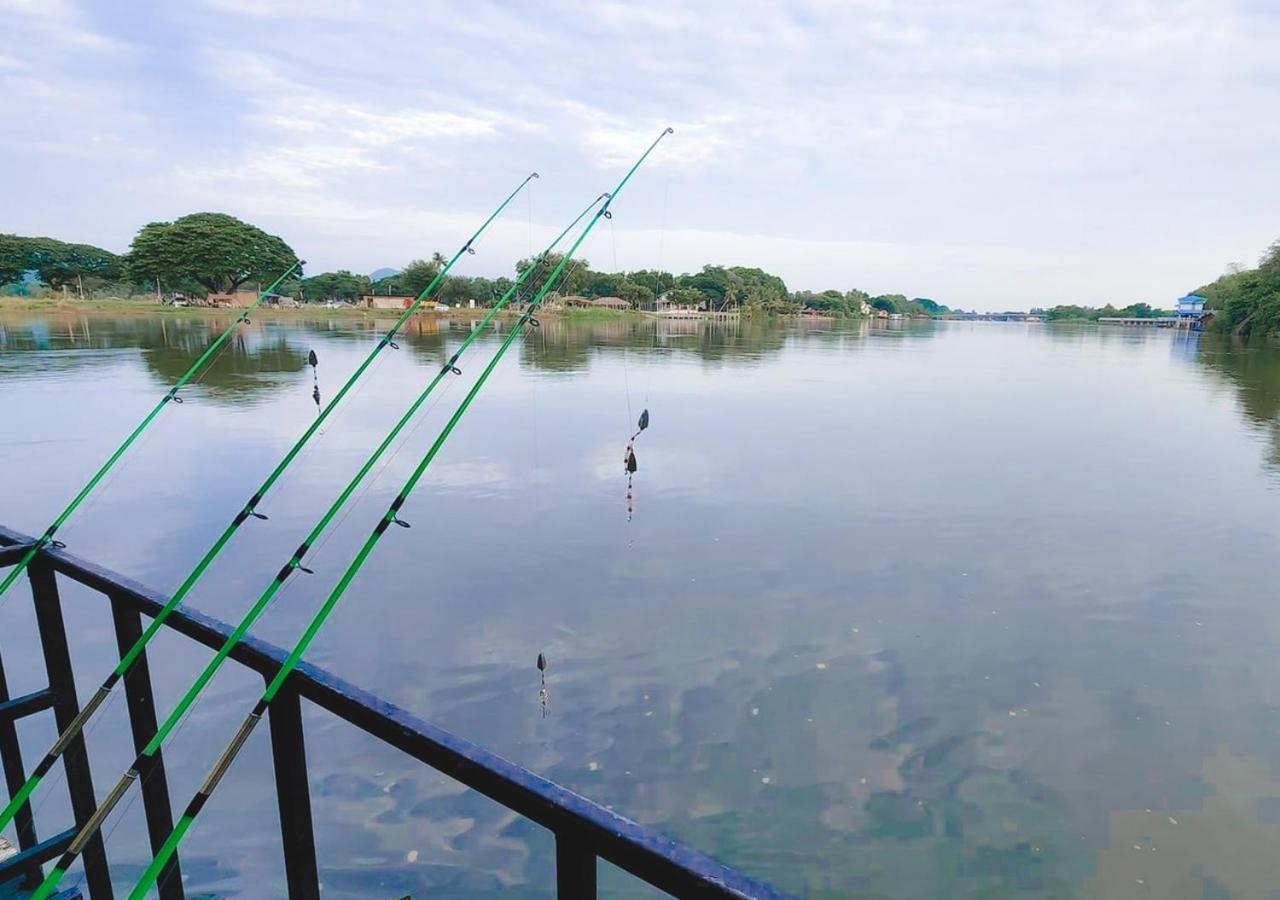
[1175,294,1206,319]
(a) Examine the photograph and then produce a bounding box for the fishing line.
[529,317,542,532]
[0,261,301,611]
[537,652,549,718]
[47,396,164,551]
[610,213,636,431]
[312,337,394,439]
[25,187,614,900]
[308,349,320,414]
[123,132,673,900]
[6,318,251,568]
[648,171,671,408]
[188,318,244,389]
[0,176,539,848]
[658,168,670,275]
[66,781,147,900]
[527,178,535,258]
[310,362,466,550]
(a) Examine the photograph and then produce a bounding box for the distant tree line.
[1192,239,1280,337]
[1030,302,1172,321]
[1,213,952,317]
[0,234,122,291]
[1,213,298,299]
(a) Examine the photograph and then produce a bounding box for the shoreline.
[0,298,649,321]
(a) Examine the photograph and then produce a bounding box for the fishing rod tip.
[530,172,540,179]
[665,127,674,134]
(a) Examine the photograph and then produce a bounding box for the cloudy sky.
[2,0,1277,310]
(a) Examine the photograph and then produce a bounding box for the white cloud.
[1,0,1278,309]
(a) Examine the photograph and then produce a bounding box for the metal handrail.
[0,525,789,899]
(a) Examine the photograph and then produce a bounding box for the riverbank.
[0,298,645,322]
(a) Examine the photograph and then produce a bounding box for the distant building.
[562,295,593,308]
[1175,294,1206,319]
[359,294,415,310]
[591,296,631,310]
[656,291,704,314]
[207,288,262,308]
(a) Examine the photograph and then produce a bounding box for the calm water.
[3,312,1280,898]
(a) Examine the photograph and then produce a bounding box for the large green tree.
[0,234,29,285]
[125,213,298,294]
[298,270,370,302]
[628,269,675,297]
[399,253,448,297]
[0,234,120,288]
[516,253,590,298]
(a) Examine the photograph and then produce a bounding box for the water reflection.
[1197,335,1280,472]
[5,314,1280,898]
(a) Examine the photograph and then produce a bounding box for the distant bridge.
[942,313,1046,323]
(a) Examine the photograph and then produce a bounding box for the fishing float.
[120,129,671,900]
[0,172,537,840]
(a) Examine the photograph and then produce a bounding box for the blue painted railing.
[0,525,789,899]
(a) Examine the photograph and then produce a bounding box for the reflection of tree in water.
[516,317,883,374]
[393,317,451,368]
[1196,335,1280,471]
[137,316,455,402]
[137,318,310,404]
[1,314,311,402]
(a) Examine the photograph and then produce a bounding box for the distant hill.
[369,267,400,281]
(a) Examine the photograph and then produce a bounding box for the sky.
[1,0,1278,311]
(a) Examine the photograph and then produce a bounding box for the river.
[3,311,1280,898]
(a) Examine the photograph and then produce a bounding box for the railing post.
[267,680,320,900]
[30,560,114,899]
[109,594,184,900]
[0,646,40,888]
[556,833,597,900]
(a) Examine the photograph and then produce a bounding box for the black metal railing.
[0,525,789,899]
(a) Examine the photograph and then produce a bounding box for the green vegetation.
[0,234,121,292]
[125,213,298,294]
[1192,240,1280,337]
[1,218,953,318]
[1032,302,1171,322]
[292,269,370,302]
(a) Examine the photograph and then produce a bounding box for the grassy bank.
[0,298,645,321]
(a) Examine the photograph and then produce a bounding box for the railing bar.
[556,834,597,900]
[0,687,56,723]
[109,595,184,900]
[0,541,38,566]
[0,825,76,881]
[0,648,40,884]
[0,526,791,900]
[30,561,114,899]
[266,683,320,900]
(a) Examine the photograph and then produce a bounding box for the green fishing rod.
[25,184,620,900]
[121,128,672,900]
[0,262,301,607]
[0,173,535,841]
